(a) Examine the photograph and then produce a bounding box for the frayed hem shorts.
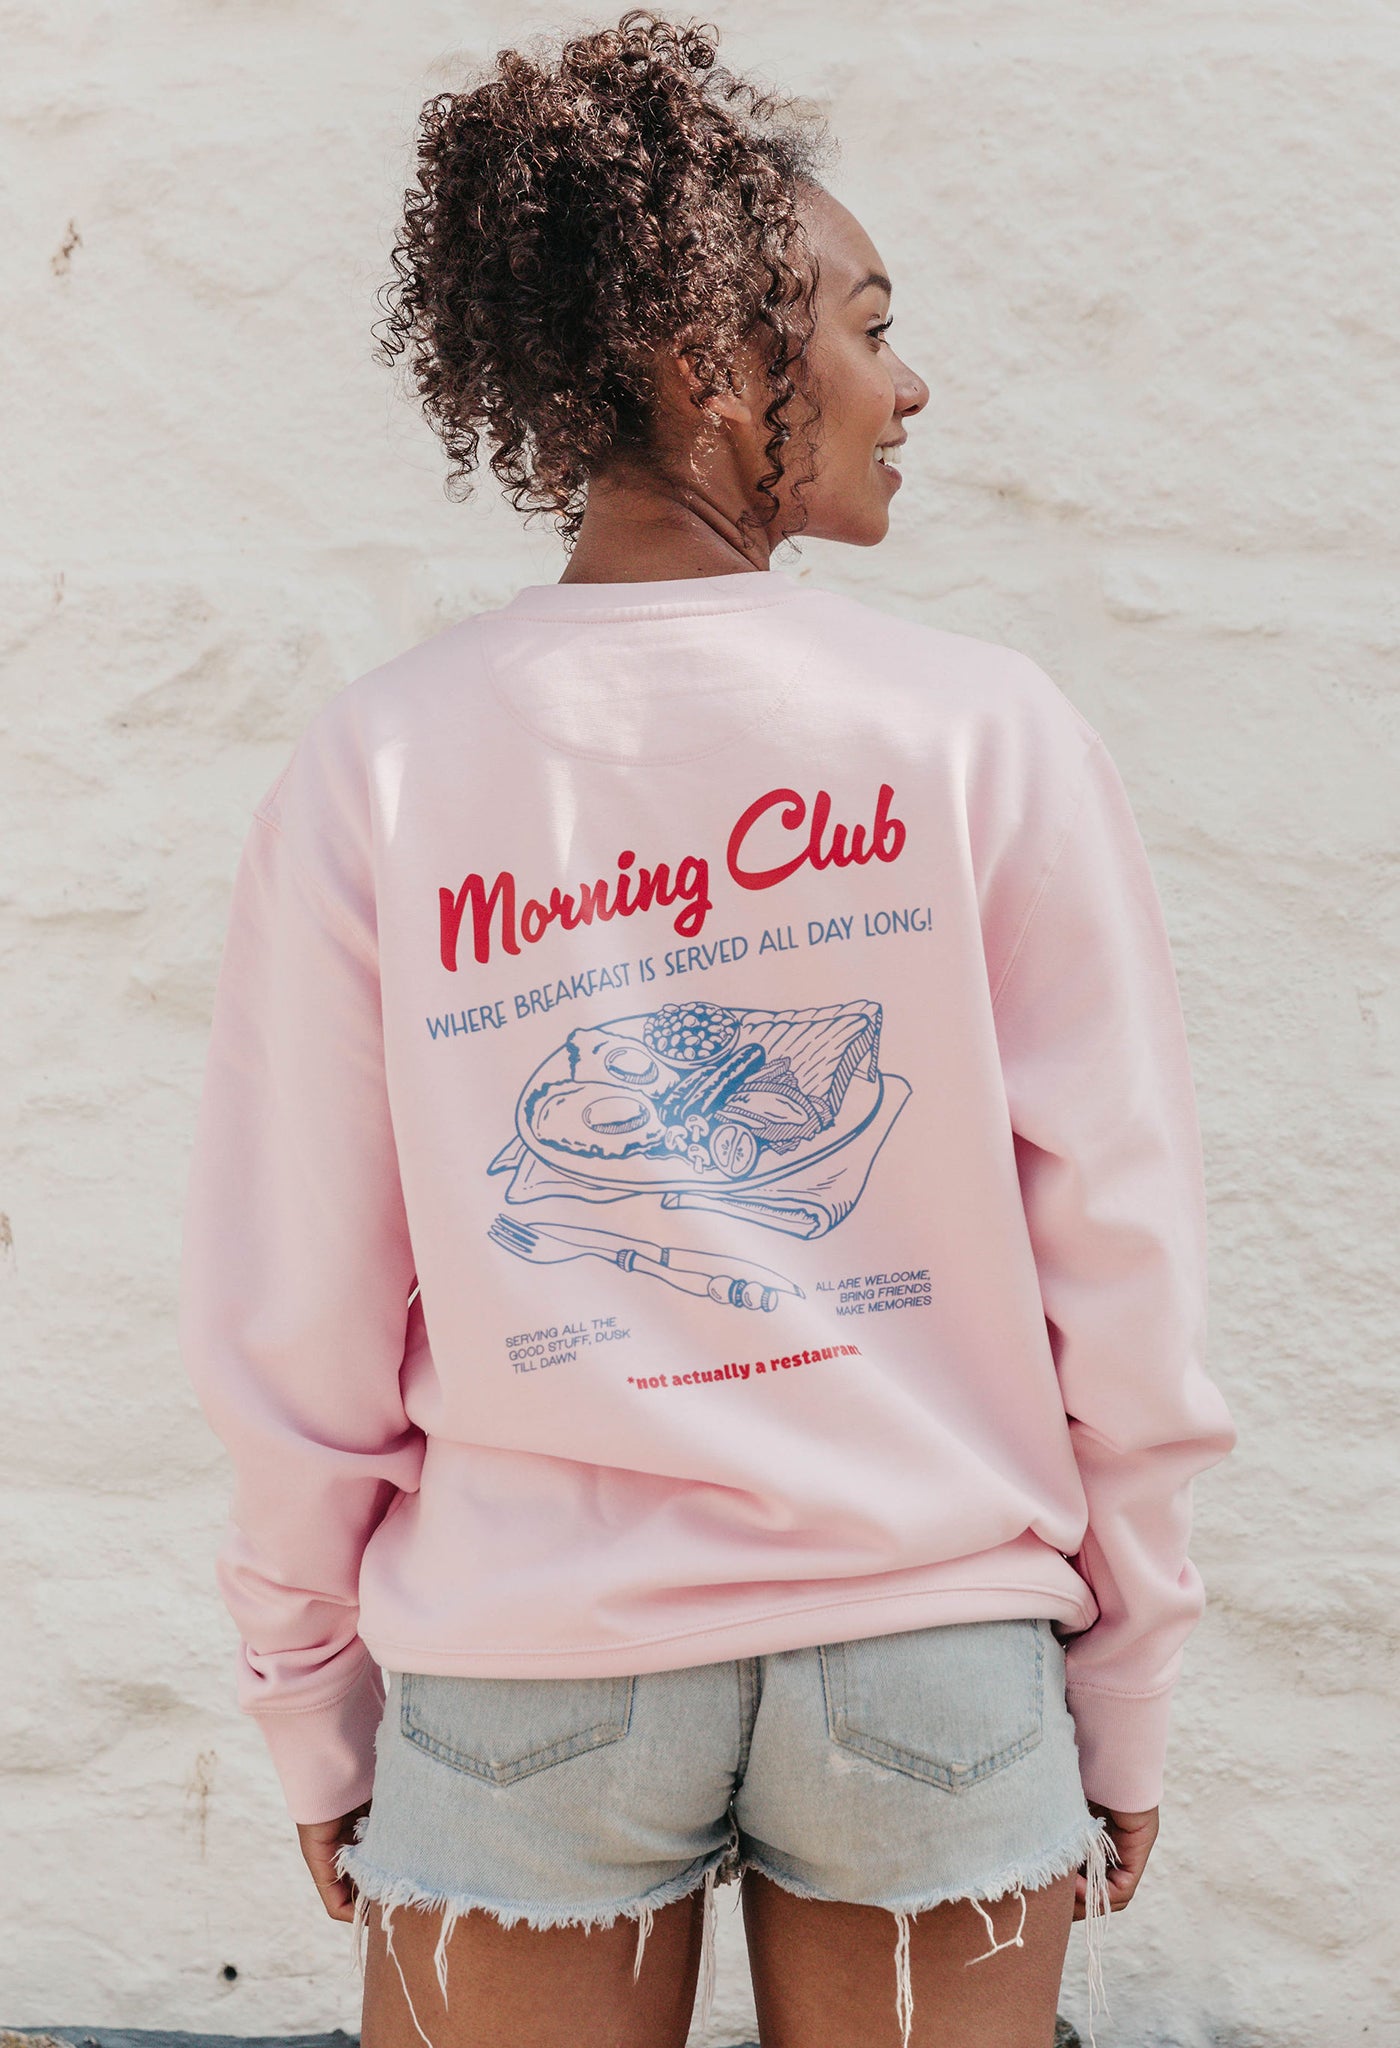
[336,1616,1114,2048]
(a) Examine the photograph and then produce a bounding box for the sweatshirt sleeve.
[991,730,1236,1813]
[179,759,425,1826]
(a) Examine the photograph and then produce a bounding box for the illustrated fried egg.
[525,1080,667,1159]
[565,1025,685,1097]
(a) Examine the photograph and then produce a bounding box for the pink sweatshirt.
[179,567,1235,1827]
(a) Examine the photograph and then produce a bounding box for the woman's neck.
[558,468,775,585]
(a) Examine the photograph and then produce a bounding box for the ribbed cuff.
[1065,1682,1175,1812]
[252,1653,387,1825]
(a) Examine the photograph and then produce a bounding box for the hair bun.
[372,8,835,547]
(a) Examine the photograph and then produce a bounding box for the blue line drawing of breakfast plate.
[487,997,900,1199]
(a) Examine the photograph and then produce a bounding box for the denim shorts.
[337,1616,1112,2048]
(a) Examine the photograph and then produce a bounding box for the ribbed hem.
[1065,1682,1175,1811]
[363,1574,1098,1677]
[253,1653,386,1825]
[492,565,815,621]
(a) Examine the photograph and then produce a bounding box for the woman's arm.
[179,763,424,1826]
[992,730,1237,1815]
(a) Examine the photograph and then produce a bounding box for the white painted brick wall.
[4,6,1396,2044]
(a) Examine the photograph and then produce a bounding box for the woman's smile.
[875,437,905,488]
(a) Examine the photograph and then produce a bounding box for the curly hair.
[372,10,837,548]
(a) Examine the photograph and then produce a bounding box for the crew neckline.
[492,565,814,621]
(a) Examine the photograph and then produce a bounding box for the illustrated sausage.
[659,1043,765,1123]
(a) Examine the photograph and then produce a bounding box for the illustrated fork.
[486,1213,798,1312]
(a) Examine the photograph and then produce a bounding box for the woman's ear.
[663,332,752,427]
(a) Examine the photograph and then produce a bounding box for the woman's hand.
[1071,1803,1159,1921]
[297,1798,372,1922]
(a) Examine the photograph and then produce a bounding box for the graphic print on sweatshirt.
[485,995,912,1312]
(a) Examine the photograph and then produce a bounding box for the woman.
[179,13,1236,2047]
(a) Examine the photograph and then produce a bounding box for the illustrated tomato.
[709,1121,759,1179]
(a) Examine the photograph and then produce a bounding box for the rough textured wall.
[3,4,1396,2044]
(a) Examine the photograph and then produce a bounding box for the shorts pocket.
[399,1670,635,1785]
[819,1618,1045,1792]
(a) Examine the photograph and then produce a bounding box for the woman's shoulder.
[252,614,484,821]
[795,582,1103,757]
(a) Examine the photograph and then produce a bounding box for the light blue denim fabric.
[337,1616,1113,2047]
